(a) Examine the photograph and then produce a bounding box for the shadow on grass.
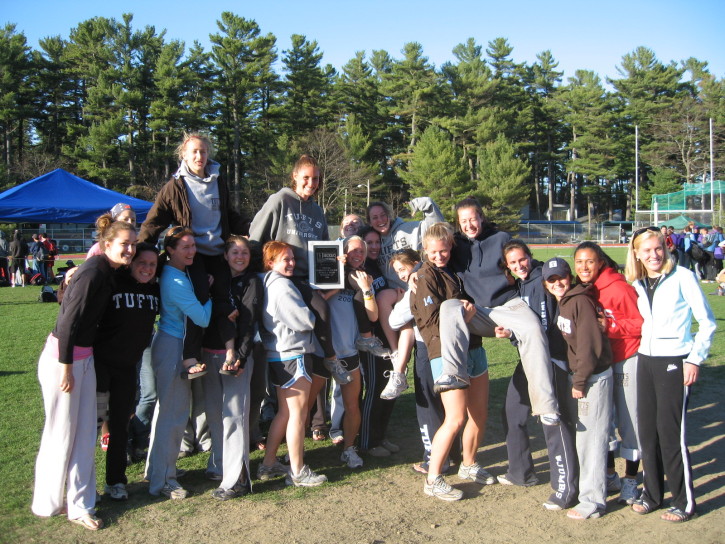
[0,370,29,377]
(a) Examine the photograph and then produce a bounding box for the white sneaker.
[424,475,463,501]
[160,483,187,500]
[285,465,328,487]
[458,462,495,485]
[341,446,364,468]
[257,459,289,481]
[540,413,560,426]
[355,336,392,358]
[618,477,640,504]
[104,483,128,501]
[324,357,352,385]
[606,472,622,493]
[380,370,408,400]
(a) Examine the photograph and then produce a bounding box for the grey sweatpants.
[439,297,558,415]
[202,350,253,491]
[609,355,640,461]
[568,367,613,518]
[146,330,191,495]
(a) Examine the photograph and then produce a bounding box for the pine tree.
[398,126,470,219]
[210,12,277,203]
[0,24,35,178]
[475,135,530,230]
[278,34,334,138]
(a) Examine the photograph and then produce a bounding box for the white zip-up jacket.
[633,266,716,365]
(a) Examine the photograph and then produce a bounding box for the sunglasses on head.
[167,225,189,238]
[631,226,660,243]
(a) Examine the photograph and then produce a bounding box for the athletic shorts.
[430,346,488,382]
[269,355,312,389]
[311,354,332,379]
[339,354,360,373]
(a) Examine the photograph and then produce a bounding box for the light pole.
[356,179,370,207]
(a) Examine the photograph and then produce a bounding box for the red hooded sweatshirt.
[592,266,643,361]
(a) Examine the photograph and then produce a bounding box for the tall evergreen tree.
[278,34,334,138]
[0,24,35,177]
[398,126,471,219]
[210,12,277,202]
[475,135,530,230]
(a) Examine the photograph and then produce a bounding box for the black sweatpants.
[502,362,578,507]
[413,340,462,465]
[185,253,230,360]
[637,353,696,514]
[359,351,395,450]
[97,364,137,486]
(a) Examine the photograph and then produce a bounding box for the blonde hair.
[624,228,674,282]
[343,235,367,258]
[422,222,454,252]
[176,132,214,162]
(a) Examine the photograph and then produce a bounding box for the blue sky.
[4,0,724,82]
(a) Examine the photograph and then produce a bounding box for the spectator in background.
[9,230,28,287]
[678,226,694,271]
[29,234,42,277]
[0,231,9,284]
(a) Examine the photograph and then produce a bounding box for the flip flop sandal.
[566,508,601,520]
[219,361,237,376]
[412,462,429,474]
[631,499,655,515]
[70,514,103,531]
[312,429,326,441]
[180,363,207,380]
[661,506,691,523]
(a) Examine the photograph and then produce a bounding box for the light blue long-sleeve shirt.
[158,264,212,339]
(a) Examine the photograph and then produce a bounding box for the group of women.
[29,134,716,531]
[494,229,715,522]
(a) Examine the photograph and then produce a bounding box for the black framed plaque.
[308,240,344,289]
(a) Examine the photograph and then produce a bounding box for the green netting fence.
[652,180,725,211]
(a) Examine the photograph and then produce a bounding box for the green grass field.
[1,248,722,540]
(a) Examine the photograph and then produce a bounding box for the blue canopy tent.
[0,169,152,223]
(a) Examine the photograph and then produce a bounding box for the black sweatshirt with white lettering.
[93,268,160,369]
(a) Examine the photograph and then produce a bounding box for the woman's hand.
[683,362,700,386]
[60,364,74,393]
[227,309,239,322]
[494,326,511,339]
[461,300,477,323]
[571,387,585,399]
[408,271,419,294]
[350,270,372,291]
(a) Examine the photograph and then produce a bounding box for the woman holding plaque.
[249,156,349,378]
[249,155,349,442]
